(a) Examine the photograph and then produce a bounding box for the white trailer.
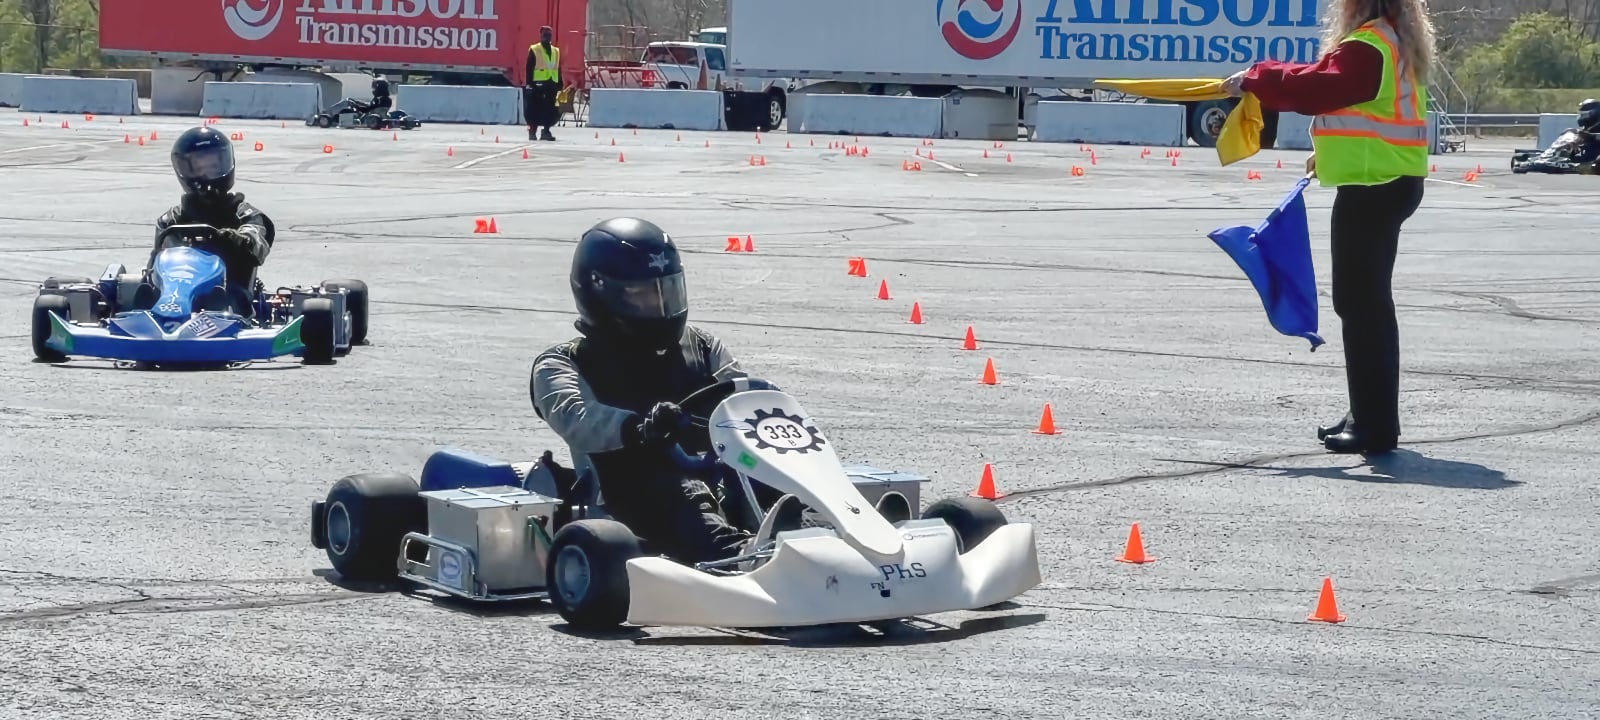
[725,0,1328,145]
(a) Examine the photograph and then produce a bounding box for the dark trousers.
[599,471,757,564]
[525,81,559,129]
[1329,175,1425,439]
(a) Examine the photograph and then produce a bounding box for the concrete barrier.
[0,73,30,107]
[1034,101,1184,146]
[20,76,140,115]
[587,89,723,131]
[201,82,322,120]
[1539,113,1574,149]
[790,94,942,138]
[1275,112,1313,151]
[940,89,1015,141]
[395,84,522,125]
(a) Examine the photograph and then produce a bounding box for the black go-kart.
[308,99,422,131]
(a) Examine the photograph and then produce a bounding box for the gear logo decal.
[936,0,1022,61]
[744,408,826,454]
[223,0,285,42]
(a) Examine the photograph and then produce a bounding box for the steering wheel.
[667,376,782,474]
[161,223,220,249]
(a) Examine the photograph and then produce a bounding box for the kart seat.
[419,447,588,506]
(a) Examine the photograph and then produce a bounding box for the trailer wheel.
[766,90,787,129]
[1187,99,1235,148]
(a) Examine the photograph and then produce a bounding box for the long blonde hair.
[1324,0,1437,83]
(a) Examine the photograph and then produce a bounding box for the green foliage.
[0,0,101,72]
[1494,12,1600,88]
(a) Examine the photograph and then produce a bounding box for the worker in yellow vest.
[525,25,562,141]
[1223,0,1435,455]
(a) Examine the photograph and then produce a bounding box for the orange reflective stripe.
[1312,113,1429,145]
[1354,20,1422,122]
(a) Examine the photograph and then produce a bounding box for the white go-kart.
[309,377,1041,630]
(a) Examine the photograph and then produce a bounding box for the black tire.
[923,496,1008,554]
[766,90,786,129]
[315,114,333,128]
[546,519,641,630]
[322,472,426,582]
[1186,99,1235,148]
[300,297,337,365]
[32,295,70,363]
[362,114,382,130]
[321,279,369,346]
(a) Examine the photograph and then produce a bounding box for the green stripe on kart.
[272,316,306,355]
[47,312,74,353]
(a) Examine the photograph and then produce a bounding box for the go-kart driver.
[147,126,274,318]
[369,74,392,113]
[531,218,802,564]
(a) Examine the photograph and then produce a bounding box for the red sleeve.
[1240,41,1384,116]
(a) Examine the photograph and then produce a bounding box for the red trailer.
[100,0,588,88]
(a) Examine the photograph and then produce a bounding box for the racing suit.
[370,78,392,112]
[149,193,274,317]
[531,325,761,563]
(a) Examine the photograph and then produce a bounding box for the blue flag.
[1207,177,1325,350]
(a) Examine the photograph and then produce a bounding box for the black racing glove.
[629,402,686,447]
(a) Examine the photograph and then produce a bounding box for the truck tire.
[1187,99,1237,148]
[766,90,786,129]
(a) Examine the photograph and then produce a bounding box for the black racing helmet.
[170,126,235,197]
[571,218,689,350]
[1580,98,1600,132]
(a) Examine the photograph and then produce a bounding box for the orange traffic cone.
[1308,577,1347,623]
[254,142,264,152]
[876,279,891,300]
[473,218,490,233]
[847,257,868,277]
[523,148,530,159]
[725,237,742,252]
[908,302,924,324]
[487,217,499,233]
[962,325,978,351]
[1116,523,1153,564]
[322,144,334,154]
[150,131,158,141]
[447,146,454,157]
[980,357,998,385]
[972,463,1006,499]
[1033,403,1058,435]
[743,235,755,252]
[618,153,626,162]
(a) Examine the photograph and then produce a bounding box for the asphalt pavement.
[1,110,1596,720]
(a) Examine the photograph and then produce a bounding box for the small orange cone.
[1033,403,1058,435]
[138,136,145,146]
[1277,158,1284,169]
[254,141,264,152]
[1071,165,1085,176]
[473,218,490,233]
[876,279,891,300]
[323,144,334,154]
[908,302,924,324]
[1115,523,1153,564]
[980,358,998,385]
[522,148,530,159]
[611,138,616,146]
[487,217,499,233]
[618,153,626,162]
[150,131,158,140]
[962,325,978,351]
[983,149,990,158]
[726,237,741,252]
[847,257,868,277]
[743,235,755,252]
[447,146,454,157]
[1308,577,1347,623]
[393,132,398,141]
[971,464,1006,499]
[124,134,130,143]
[1006,153,1013,162]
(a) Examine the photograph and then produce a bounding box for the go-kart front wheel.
[31,294,69,363]
[300,297,337,365]
[546,519,641,630]
[316,472,427,583]
[923,496,1008,554]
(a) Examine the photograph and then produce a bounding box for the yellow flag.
[1091,78,1266,165]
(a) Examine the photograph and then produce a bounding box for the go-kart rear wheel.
[314,114,333,128]
[300,297,337,365]
[546,519,641,630]
[321,279,369,345]
[31,295,69,363]
[923,496,1008,554]
[320,472,427,583]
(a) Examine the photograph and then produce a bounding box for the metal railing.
[1445,113,1543,129]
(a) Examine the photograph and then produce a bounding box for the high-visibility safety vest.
[1310,18,1430,187]
[530,44,560,83]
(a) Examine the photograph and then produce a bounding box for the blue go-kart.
[31,224,369,368]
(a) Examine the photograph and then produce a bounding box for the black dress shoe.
[1318,412,1353,441]
[1323,429,1398,455]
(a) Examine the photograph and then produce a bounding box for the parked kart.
[32,224,369,367]
[309,377,1041,630]
[308,100,422,131]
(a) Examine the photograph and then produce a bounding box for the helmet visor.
[598,271,687,319]
[175,143,235,183]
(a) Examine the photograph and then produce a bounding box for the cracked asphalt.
[1,109,1597,720]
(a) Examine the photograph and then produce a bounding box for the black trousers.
[1328,175,1425,439]
[524,81,559,129]
[599,469,776,564]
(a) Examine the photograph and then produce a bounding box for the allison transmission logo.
[937,0,1022,60]
[223,1,503,52]
[224,0,285,41]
